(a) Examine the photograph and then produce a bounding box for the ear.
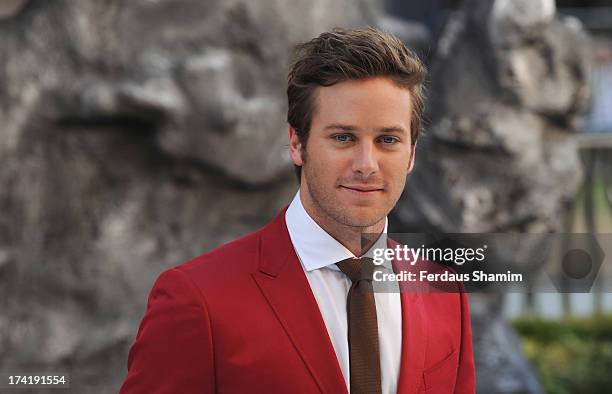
[288,125,304,166]
[407,141,417,174]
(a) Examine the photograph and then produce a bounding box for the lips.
[341,185,384,192]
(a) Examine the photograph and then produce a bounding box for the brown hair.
[287,27,427,182]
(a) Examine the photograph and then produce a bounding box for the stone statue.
[0,0,373,391]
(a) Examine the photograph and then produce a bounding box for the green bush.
[513,315,612,394]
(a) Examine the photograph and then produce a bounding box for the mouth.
[340,185,384,195]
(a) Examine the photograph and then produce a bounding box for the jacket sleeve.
[120,268,215,394]
[454,291,476,394]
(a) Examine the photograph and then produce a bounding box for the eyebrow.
[323,123,408,135]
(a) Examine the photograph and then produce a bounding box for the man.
[120,27,475,394]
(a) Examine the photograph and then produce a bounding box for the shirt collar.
[285,189,390,272]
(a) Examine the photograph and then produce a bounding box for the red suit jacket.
[120,207,475,393]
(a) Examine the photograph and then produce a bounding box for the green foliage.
[513,315,612,394]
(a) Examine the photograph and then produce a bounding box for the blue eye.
[380,136,398,144]
[334,134,352,143]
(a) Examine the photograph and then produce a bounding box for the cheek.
[384,162,409,185]
[308,147,349,173]
[393,171,409,193]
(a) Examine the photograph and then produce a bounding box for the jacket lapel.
[251,210,429,394]
[252,207,348,394]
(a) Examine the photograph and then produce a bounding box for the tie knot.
[336,257,376,283]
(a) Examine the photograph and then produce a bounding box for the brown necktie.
[336,257,382,394]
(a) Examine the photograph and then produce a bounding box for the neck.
[299,188,385,257]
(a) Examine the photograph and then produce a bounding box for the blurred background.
[1,0,611,392]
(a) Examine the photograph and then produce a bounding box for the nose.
[351,140,379,179]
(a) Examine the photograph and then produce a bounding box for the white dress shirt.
[285,190,402,394]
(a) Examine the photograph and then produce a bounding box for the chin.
[340,208,383,228]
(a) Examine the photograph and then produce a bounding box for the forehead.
[311,77,413,129]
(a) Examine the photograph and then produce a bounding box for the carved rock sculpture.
[0,0,372,391]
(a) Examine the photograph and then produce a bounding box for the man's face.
[289,76,416,229]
